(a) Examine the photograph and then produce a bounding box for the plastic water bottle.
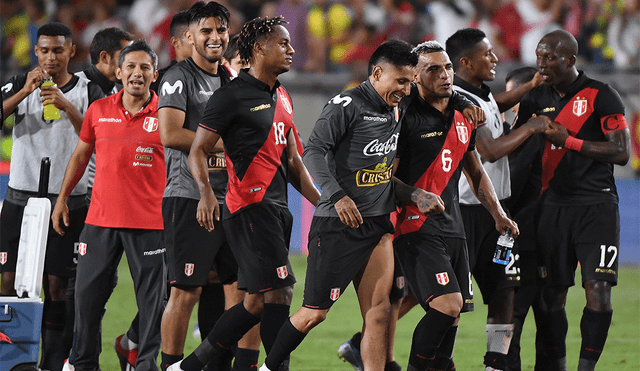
[42,77,60,120]
[493,228,513,265]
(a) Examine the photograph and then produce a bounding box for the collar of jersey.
[113,89,158,116]
[361,79,393,112]
[238,69,281,94]
[86,65,116,95]
[453,75,491,102]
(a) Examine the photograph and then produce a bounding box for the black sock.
[212,347,234,371]
[260,303,290,354]
[199,282,225,341]
[351,331,362,351]
[579,308,612,364]
[431,326,458,371]
[182,303,260,371]
[127,313,140,345]
[446,360,456,371]
[161,352,183,371]
[264,319,306,371]
[40,300,66,371]
[408,310,457,371]
[385,360,402,371]
[232,348,260,371]
[537,307,568,364]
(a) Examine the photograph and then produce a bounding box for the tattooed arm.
[462,150,519,237]
[394,177,445,217]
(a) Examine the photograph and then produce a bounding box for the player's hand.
[51,200,69,236]
[495,215,519,238]
[543,121,570,147]
[335,195,363,228]
[40,84,71,111]
[525,114,553,134]
[24,66,46,93]
[196,189,220,232]
[531,71,544,87]
[411,188,445,217]
[462,105,486,128]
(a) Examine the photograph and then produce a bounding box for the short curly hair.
[237,16,288,64]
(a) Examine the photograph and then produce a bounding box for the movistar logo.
[162,80,183,95]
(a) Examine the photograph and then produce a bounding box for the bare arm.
[188,126,221,232]
[462,150,519,237]
[41,85,84,133]
[158,107,195,151]
[476,115,552,162]
[286,130,320,207]
[494,72,543,113]
[3,67,45,116]
[544,123,630,165]
[51,139,94,235]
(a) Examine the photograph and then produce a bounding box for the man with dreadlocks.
[168,16,321,371]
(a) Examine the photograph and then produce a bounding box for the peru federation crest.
[78,242,87,256]
[330,288,341,301]
[436,272,450,286]
[573,98,588,117]
[0,252,7,265]
[276,265,288,279]
[185,263,194,277]
[396,276,405,289]
[143,117,158,133]
[456,122,469,144]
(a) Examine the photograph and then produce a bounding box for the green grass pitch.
[99,255,639,370]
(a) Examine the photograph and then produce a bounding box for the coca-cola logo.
[363,134,398,156]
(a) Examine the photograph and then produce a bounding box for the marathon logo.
[133,162,153,167]
[250,104,271,112]
[595,268,617,275]
[143,248,165,256]
[356,157,393,187]
[363,133,398,157]
[208,153,226,170]
[542,107,555,113]
[421,131,443,138]
[98,118,122,122]
[136,146,154,153]
[363,115,388,122]
[135,154,153,161]
[330,288,340,301]
[198,90,214,96]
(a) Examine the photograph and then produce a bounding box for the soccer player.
[221,34,248,76]
[51,39,165,371]
[158,2,255,371]
[503,66,552,371]
[0,22,103,371]
[259,40,448,371]
[393,40,519,371]
[150,10,192,94]
[515,30,630,371]
[167,16,321,371]
[445,28,547,371]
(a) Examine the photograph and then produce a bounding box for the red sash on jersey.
[541,88,598,194]
[395,112,472,236]
[225,86,294,214]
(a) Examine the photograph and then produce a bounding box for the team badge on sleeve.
[330,288,341,301]
[573,98,588,117]
[455,121,469,144]
[143,117,158,133]
[78,242,87,256]
[0,252,7,265]
[279,91,293,115]
[395,276,405,289]
[276,265,288,279]
[185,263,194,277]
[436,272,450,286]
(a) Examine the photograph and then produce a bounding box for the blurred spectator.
[148,0,193,69]
[631,110,640,175]
[424,0,477,44]
[306,0,353,72]
[80,0,125,59]
[261,0,311,71]
[607,0,640,69]
[515,0,564,65]
[127,0,169,39]
[24,0,52,66]
[1,0,32,79]
[216,0,247,35]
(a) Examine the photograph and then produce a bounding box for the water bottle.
[42,77,60,120]
[493,228,514,265]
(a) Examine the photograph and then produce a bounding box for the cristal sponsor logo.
[135,154,153,161]
[208,153,226,170]
[363,115,388,122]
[421,131,443,138]
[136,146,153,153]
[161,80,183,95]
[356,157,393,187]
[199,90,214,96]
[363,133,398,156]
[133,162,153,167]
[250,103,271,112]
[98,118,122,122]
[143,248,165,256]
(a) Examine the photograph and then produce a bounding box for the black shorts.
[461,203,520,304]
[394,233,474,313]
[537,203,619,288]
[163,197,237,286]
[389,251,408,303]
[224,204,295,294]
[0,199,86,277]
[302,215,394,310]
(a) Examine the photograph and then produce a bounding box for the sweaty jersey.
[158,57,231,202]
[1,73,103,196]
[454,76,511,204]
[80,90,165,229]
[515,71,627,206]
[199,70,294,216]
[395,97,475,238]
[304,80,406,218]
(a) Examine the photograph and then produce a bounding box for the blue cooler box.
[0,296,43,371]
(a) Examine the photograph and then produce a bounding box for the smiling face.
[35,35,75,76]
[415,51,454,101]
[260,25,294,75]
[116,50,157,98]
[465,37,498,84]
[370,62,415,107]
[187,16,229,65]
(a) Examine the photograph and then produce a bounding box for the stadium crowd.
[0,1,637,371]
